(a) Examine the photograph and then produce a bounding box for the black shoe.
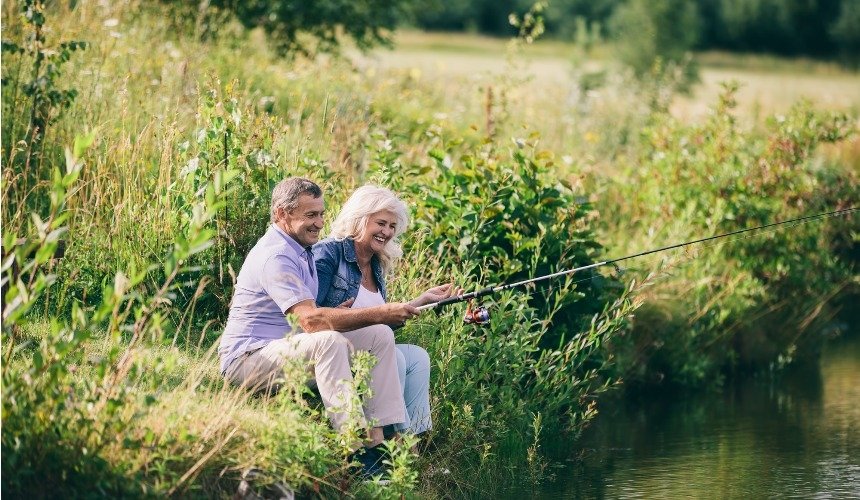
[349,445,390,485]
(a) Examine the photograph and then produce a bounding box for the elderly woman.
[313,185,454,437]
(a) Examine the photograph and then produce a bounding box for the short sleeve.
[260,253,315,313]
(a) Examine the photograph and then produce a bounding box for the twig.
[168,426,238,496]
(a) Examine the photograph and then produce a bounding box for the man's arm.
[289,300,419,333]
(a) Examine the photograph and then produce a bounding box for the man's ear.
[275,206,289,223]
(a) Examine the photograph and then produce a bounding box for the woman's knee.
[395,346,406,373]
[414,346,430,371]
[394,345,407,387]
[402,344,431,373]
[369,326,396,351]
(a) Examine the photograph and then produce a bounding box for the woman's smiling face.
[356,210,398,255]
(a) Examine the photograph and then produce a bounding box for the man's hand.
[380,302,420,325]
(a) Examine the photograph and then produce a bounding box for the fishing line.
[506,214,829,315]
[418,206,857,321]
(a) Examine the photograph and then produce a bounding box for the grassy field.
[361,31,860,120]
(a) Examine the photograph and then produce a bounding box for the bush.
[602,84,858,386]
[395,135,619,332]
[361,131,638,494]
[608,0,701,90]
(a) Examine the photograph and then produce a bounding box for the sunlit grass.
[367,32,860,121]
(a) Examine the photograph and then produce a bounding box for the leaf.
[428,149,445,162]
[33,350,44,370]
[73,130,96,159]
[45,226,68,244]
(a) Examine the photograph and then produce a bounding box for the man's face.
[278,194,325,247]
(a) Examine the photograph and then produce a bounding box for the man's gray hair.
[271,177,323,223]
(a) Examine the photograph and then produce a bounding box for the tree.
[609,0,701,81]
[830,0,860,66]
[207,0,412,56]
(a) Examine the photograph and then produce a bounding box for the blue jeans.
[392,344,432,435]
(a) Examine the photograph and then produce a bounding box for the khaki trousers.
[225,326,407,431]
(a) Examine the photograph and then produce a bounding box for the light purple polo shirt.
[218,224,319,374]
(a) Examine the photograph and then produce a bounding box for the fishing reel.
[463,301,491,325]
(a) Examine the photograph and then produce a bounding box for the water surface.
[532,334,860,499]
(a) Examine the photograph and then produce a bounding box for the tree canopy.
[205,0,411,55]
[187,0,857,65]
[414,0,859,64]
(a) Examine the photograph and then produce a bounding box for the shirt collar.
[272,224,312,256]
[342,238,357,263]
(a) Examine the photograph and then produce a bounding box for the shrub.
[602,84,858,386]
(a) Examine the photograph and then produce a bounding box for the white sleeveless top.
[347,285,396,351]
[352,284,386,308]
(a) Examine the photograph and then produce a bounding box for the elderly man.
[218,177,418,474]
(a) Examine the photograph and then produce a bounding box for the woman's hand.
[410,283,462,308]
[336,298,355,309]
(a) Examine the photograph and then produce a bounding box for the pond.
[528,333,860,498]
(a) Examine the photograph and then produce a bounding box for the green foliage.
[609,0,701,91]
[699,0,843,57]
[830,0,860,66]
[1,0,857,496]
[199,0,411,57]
[603,83,858,386]
[414,0,858,64]
[415,0,621,38]
[1,0,88,229]
[1,0,88,147]
[1,138,234,495]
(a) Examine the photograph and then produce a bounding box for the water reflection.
[532,334,860,499]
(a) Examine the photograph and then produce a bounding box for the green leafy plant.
[1,137,239,496]
[603,84,858,386]
[1,0,88,155]
[399,134,619,339]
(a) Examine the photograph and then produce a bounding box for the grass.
[364,31,860,121]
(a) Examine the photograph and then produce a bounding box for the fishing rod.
[417,206,858,324]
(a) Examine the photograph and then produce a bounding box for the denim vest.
[313,237,387,308]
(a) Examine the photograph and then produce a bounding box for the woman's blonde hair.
[328,185,410,272]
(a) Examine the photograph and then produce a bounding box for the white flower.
[180,157,200,178]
